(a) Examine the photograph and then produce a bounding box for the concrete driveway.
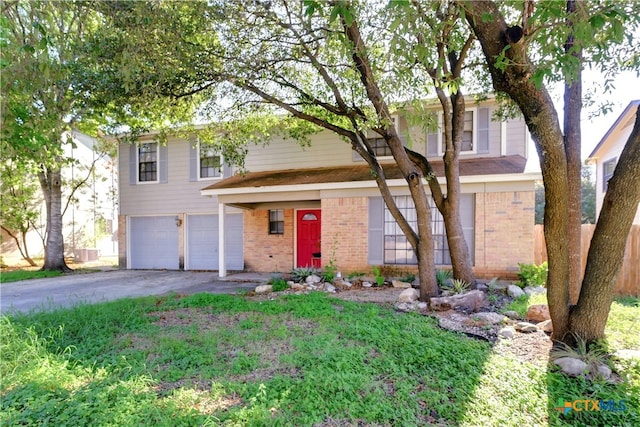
[0,270,265,315]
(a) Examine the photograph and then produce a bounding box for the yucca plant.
[435,269,452,287]
[441,278,471,295]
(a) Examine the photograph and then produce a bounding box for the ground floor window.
[383,196,451,265]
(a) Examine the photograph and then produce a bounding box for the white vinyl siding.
[120,138,229,215]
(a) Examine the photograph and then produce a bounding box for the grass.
[0,270,64,283]
[1,292,638,426]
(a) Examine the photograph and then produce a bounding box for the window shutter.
[352,147,364,162]
[477,107,490,154]
[189,144,198,182]
[460,194,475,265]
[223,162,232,178]
[368,197,384,265]
[427,132,439,156]
[159,144,168,183]
[129,145,137,185]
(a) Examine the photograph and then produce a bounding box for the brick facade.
[241,191,535,279]
[320,197,369,272]
[473,191,535,279]
[243,208,294,272]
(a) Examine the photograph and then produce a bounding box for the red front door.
[297,209,321,268]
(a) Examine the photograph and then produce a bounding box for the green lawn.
[0,269,63,283]
[1,292,638,426]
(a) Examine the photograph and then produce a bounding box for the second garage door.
[186,214,244,270]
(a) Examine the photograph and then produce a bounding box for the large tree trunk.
[463,0,639,344]
[39,167,71,272]
[569,110,640,343]
[463,0,571,341]
[441,92,474,284]
[563,0,583,305]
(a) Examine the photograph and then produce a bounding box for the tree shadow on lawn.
[4,292,636,426]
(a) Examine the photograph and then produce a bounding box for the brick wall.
[118,214,126,268]
[243,209,294,272]
[473,191,535,279]
[241,192,535,280]
[320,197,369,272]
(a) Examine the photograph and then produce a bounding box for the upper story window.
[199,144,222,179]
[367,116,398,158]
[428,107,490,157]
[138,142,158,183]
[441,110,477,154]
[603,158,616,191]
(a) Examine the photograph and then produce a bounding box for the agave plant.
[441,278,471,295]
[435,269,452,287]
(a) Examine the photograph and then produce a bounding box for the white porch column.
[218,202,227,277]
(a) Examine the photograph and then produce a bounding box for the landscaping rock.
[515,321,538,333]
[507,284,525,298]
[474,312,508,325]
[595,363,612,380]
[475,283,489,292]
[417,302,428,310]
[291,283,306,291]
[430,290,487,312]
[392,280,412,288]
[398,288,419,303]
[503,310,521,320]
[488,281,508,292]
[536,319,553,333]
[554,357,588,377]
[255,284,273,294]
[526,304,550,322]
[334,279,352,290]
[323,283,336,293]
[362,281,373,288]
[306,274,322,284]
[498,327,516,339]
[524,286,546,296]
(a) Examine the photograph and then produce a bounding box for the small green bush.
[516,262,548,288]
[435,269,452,287]
[399,273,416,283]
[290,267,320,283]
[441,278,471,295]
[372,266,385,287]
[270,278,289,292]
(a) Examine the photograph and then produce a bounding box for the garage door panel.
[130,216,179,269]
[187,214,243,270]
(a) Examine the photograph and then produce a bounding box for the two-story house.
[118,99,540,279]
[587,99,640,225]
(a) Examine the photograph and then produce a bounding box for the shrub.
[441,278,471,295]
[270,278,289,292]
[399,273,416,283]
[435,269,452,287]
[372,266,385,287]
[290,267,320,283]
[516,262,548,288]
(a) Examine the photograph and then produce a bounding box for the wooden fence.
[534,224,640,296]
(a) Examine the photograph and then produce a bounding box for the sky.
[523,69,639,172]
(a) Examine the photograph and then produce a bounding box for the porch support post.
[218,202,227,277]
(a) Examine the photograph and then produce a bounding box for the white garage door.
[186,214,244,270]
[130,216,179,269]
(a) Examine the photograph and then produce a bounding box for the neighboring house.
[587,100,640,225]
[1,130,118,264]
[118,98,541,279]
